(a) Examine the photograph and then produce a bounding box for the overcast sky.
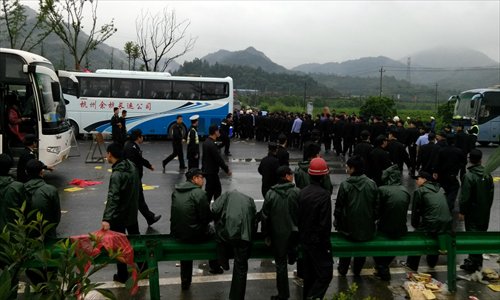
[23,0,500,68]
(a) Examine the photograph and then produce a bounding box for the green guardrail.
[26,231,500,299]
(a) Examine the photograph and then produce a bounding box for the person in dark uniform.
[386,129,410,172]
[277,134,290,166]
[416,132,437,173]
[353,130,373,171]
[405,121,420,177]
[186,115,200,169]
[171,168,223,289]
[258,143,280,198]
[369,116,386,146]
[298,157,333,300]
[123,129,161,226]
[16,134,37,183]
[162,115,186,172]
[202,125,231,202]
[367,135,392,186]
[220,113,233,156]
[459,149,494,273]
[120,110,128,143]
[110,107,123,146]
[335,155,378,276]
[432,134,466,212]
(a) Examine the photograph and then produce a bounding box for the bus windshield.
[454,92,477,118]
[35,72,66,131]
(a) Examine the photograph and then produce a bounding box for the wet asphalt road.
[38,138,499,299]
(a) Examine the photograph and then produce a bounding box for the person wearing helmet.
[334,155,378,276]
[298,157,333,300]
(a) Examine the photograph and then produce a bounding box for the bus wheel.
[69,120,81,139]
[478,141,490,147]
[167,122,187,139]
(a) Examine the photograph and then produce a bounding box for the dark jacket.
[111,114,122,142]
[16,147,36,183]
[353,141,373,169]
[417,142,438,172]
[25,178,61,238]
[170,181,211,241]
[294,161,333,194]
[202,137,229,175]
[123,140,152,179]
[171,123,184,142]
[277,146,289,166]
[435,144,466,177]
[0,176,26,230]
[186,126,200,160]
[212,190,256,242]
[386,139,410,171]
[298,181,331,246]
[377,165,410,238]
[367,147,392,186]
[261,182,299,255]
[411,182,452,233]
[258,153,280,197]
[459,165,494,231]
[102,159,140,227]
[334,174,378,241]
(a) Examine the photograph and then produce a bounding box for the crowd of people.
[0,105,495,300]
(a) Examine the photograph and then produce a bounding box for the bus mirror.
[64,98,70,105]
[51,82,62,102]
[470,100,475,109]
[448,95,459,102]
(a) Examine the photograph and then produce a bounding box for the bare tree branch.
[135,7,197,72]
[40,0,116,70]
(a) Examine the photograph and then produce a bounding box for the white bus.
[59,70,233,137]
[1,48,72,167]
[449,86,500,145]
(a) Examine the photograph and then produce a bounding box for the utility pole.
[379,67,385,98]
[435,83,439,111]
[303,81,307,111]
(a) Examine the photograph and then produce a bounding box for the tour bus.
[449,85,500,145]
[58,70,234,137]
[0,48,72,167]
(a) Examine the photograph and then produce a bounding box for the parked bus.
[59,70,233,137]
[449,85,500,145]
[0,48,72,167]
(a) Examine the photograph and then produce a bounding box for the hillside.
[201,47,289,73]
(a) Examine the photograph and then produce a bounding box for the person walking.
[212,190,256,300]
[171,168,223,289]
[120,109,128,143]
[162,115,186,172]
[459,149,494,273]
[260,166,300,300]
[334,156,378,276]
[0,154,26,230]
[298,157,333,300]
[123,129,161,226]
[258,143,280,198]
[373,164,410,281]
[367,135,392,186]
[202,125,231,202]
[186,115,200,169]
[406,171,452,271]
[101,143,141,283]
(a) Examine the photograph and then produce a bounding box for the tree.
[359,96,397,119]
[40,0,117,70]
[123,41,134,70]
[131,43,140,70]
[136,7,196,72]
[0,0,52,51]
